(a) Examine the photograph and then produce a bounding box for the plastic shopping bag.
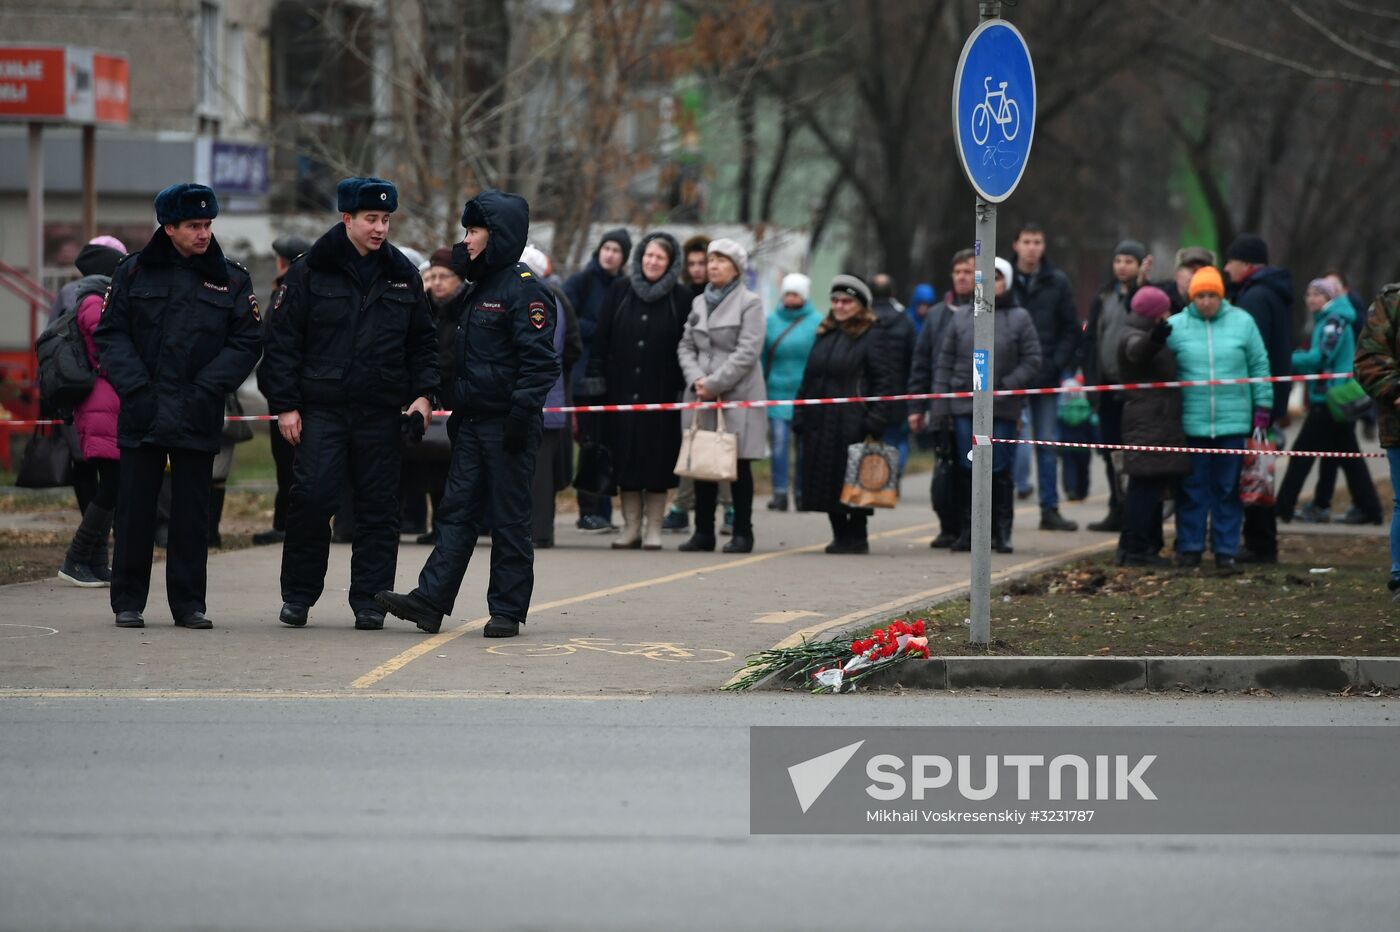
[1238,428,1276,508]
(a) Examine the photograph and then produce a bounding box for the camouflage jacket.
[1353,283,1400,448]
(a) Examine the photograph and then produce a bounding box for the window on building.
[226,23,246,121]
[198,0,223,116]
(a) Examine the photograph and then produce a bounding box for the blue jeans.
[883,423,910,477]
[1058,420,1093,500]
[1014,408,1033,493]
[954,416,1017,474]
[1027,393,1061,509]
[1388,448,1400,580]
[769,417,801,497]
[1175,436,1246,557]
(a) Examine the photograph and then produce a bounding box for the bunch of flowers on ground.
[724,619,930,693]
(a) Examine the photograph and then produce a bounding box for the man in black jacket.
[871,273,915,476]
[252,233,312,547]
[94,183,262,629]
[1010,223,1080,532]
[261,177,439,630]
[908,249,975,547]
[1225,233,1294,563]
[376,190,560,639]
[1082,239,1147,533]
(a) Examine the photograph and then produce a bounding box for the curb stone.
[769,656,1400,694]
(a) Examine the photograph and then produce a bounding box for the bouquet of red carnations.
[725,619,931,693]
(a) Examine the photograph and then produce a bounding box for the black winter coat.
[1011,259,1079,388]
[907,295,969,417]
[1229,266,1294,423]
[1083,280,1139,387]
[563,259,623,395]
[450,190,560,417]
[95,229,261,454]
[873,300,915,421]
[933,295,1042,423]
[1117,315,1190,478]
[586,234,690,491]
[430,285,467,409]
[795,313,898,514]
[259,223,439,413]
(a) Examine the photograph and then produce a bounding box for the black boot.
[86,505,114,585]
[58,503,110,588]
[992,471,1015,554]
[1088,506,1122,533]
[208,485,226,548]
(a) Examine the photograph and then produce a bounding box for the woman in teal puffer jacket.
[1274,278,1382,523]
[1163,266,1272,569]
[762,273,821,510]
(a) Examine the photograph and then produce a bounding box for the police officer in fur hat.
[375,190,559,639]
[94,183,263,629]
[260,177,439,630]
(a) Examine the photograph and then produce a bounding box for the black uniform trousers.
[414,414,542,622]
[268,423,296,532]
[280,406,402,614]
[111,444,214,618]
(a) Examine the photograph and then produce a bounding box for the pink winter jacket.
[73,292,120,461]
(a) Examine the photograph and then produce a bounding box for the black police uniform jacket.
[452,191,559,417]
[259,224,439,414]
[94,228,262,454]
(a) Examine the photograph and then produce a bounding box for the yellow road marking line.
[350,520,940,689]
[724,538,1119,687]
[0,688,647,702]
[751,610,824,625]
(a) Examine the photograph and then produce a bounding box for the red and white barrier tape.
[970,437,1384,459]
[0,371,1358,428]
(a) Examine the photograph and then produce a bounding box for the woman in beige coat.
[677,238,767,553]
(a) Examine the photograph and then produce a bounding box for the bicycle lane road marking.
[723,537,1119,688]
[349,518,941,690]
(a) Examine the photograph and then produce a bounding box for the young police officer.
[376,190,559,638]
[261,177,439,630]
[95,183,262,629]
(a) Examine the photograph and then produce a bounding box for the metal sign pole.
[28,121,44,353]
[970,198,995,645]
[968,0,1002,646]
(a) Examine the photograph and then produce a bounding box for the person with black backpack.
[47,243,126,585]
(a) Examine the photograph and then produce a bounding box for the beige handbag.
[674,402,739,482]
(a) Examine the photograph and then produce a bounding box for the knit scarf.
[704,278,740,312]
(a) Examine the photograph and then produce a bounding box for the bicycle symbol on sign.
[970,76,1020,146]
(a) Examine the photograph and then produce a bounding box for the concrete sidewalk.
[3,458,1392,697]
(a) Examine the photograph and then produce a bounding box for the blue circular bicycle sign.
[952,19,1036,203]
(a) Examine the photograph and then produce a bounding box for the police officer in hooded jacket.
[260,177,439,630]
[376,190,560,638]
[94,183,262,629]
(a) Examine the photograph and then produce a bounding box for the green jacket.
[1292,294,1356,406]
[1353,283,1400,448]
[1165,300,1272,438]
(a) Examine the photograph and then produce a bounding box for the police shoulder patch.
[100,286,112,313]
[248,292,261,322]
[529,302,547,330]
[271,284,287,313]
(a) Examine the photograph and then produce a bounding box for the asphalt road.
[2,692,1397,932]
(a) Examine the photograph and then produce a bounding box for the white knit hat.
[994,256,1013,283]
[707,237,748,273]
[520,243,550,279]
[780,272,810,302]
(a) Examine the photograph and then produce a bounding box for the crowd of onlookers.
[42,220,1396,588]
